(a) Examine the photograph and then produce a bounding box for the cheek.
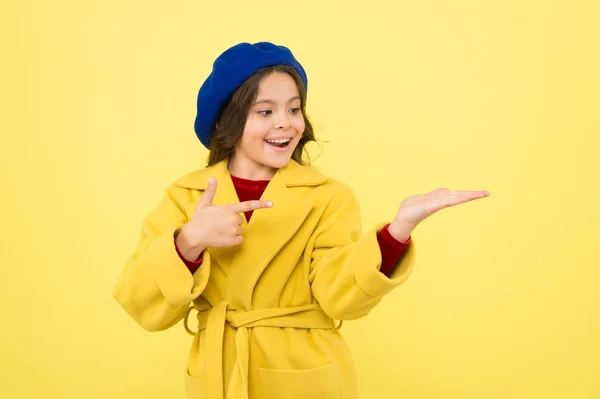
[242,116,266,142]
[294,117,306,135]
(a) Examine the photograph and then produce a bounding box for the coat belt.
[184,302,341,399]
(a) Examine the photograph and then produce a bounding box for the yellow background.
[2,0,599,397]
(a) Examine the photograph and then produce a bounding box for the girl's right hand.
[176,177,273,255]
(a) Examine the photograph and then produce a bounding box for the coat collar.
[174,158,328,191]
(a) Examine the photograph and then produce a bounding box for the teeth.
[265,139,290,144]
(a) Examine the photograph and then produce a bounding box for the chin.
[261,142,299,169]
[263,155,293,170]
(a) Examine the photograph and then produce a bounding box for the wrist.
[176,225,207,253]
[388,220,414,243]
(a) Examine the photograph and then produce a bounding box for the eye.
[258,110,272,116]
[289,107,301,115]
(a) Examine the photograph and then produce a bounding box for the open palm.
[395,188,490,232]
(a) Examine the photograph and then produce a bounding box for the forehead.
[256,71,300,99]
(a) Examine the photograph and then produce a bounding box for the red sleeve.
[174,238,203,274]
[378,223,411,277]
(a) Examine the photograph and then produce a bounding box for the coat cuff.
[140,225,211,306]
[174,236,203,273]
[354,222,416,298]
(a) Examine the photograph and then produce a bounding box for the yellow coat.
[113,158,416,399]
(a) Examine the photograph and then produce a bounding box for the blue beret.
[194,42,308,149]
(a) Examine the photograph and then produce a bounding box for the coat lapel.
[225,168,314,309]
[175,158,328,310]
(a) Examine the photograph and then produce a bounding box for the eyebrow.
[252,96,301,106]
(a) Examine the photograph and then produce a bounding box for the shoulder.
[281,160,351,192]
[170,161,225,191]
[318,177,359,211]
[304,172,361,230]
[172,168,211,190]
[317,175,356,200]
[291,164,358,209]
[151,168,213,211]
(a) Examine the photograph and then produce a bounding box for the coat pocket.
[258,361,341,398]
[184,369,206,399]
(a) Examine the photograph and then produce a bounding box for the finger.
[229,200,273,214]
[449,190,490,197]
[235,214,244,226]
[430,188,450,194]
[232,225,243,236]
[427,190,489,203]
[439,193,488,208]
[429,189,487,198]
[228,235,243,246]
[198,176,218,206]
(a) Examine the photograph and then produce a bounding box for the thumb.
[197,176,217,207]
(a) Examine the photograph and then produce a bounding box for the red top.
[175,175,411,277]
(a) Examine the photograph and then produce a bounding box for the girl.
[113,42,489,399]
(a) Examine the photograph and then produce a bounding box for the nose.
[274,111,291,130]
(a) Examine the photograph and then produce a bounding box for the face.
[229,71,305,180]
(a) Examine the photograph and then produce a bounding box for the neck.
[227,155,277,180]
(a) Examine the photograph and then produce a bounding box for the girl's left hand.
[388,188,490,242]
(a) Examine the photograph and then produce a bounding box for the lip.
[264,138,292,153]
[264,136,293,141]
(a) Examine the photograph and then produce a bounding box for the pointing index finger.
[229,200,273,214]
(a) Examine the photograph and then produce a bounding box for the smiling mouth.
[264,138,291,148]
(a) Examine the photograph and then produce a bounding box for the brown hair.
[207,65,316,167]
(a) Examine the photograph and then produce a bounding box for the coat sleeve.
[308,183,416,321]
[112,183,211,332]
